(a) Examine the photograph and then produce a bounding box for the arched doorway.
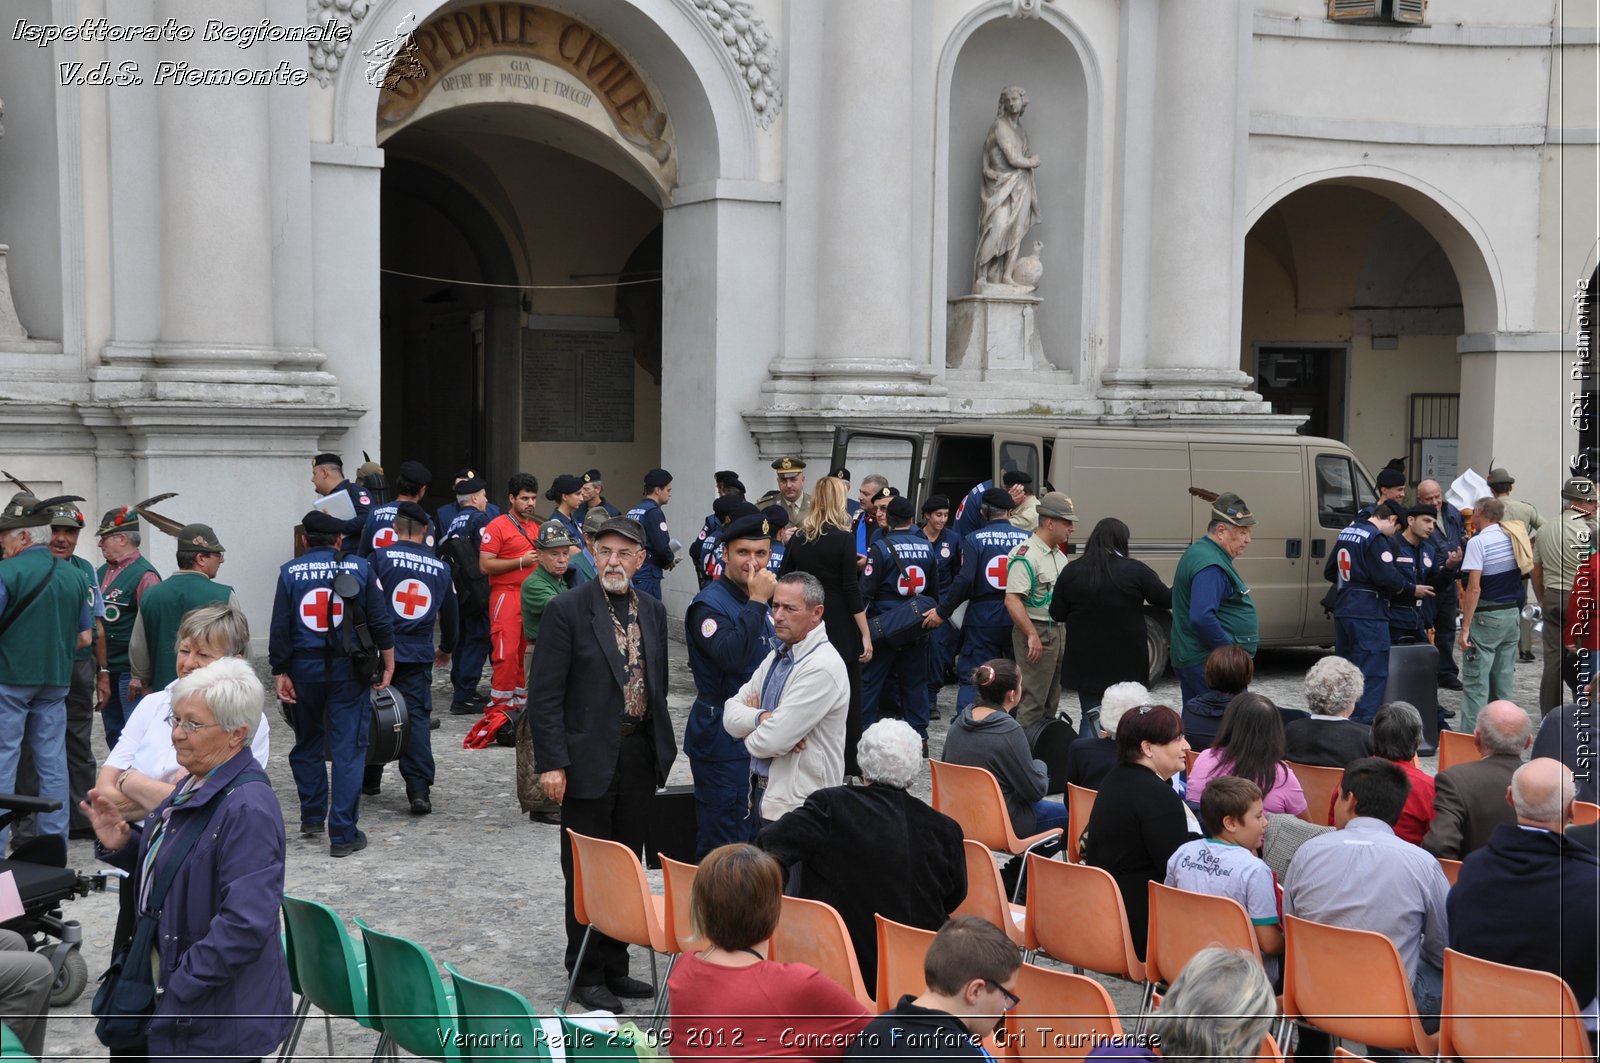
[1241,176,1496,487]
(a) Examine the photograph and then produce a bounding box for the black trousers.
[1433,581,1460,678]
[560,731,655,986]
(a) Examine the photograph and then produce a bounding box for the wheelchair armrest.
[0,793,64,814]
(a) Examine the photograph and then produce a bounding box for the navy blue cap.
[302,510,346,534]
[922,494,951,514]
[980,487,1014,509]
[886,497,915,523]
[722,512,775,543]
[397,460,432,486]
[713,495,755,520]
[395,500,430,526]
[644,468,673,489]
[1375,468,1406,488]
[312,453,342,468]
[762,504,790,531]
[548,473,584,499]
[582,468,604,484]
[1002,469,1033,488]
[714,470,741,487]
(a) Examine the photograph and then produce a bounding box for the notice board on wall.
[521,329,635,442]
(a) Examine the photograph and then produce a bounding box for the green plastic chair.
[444,963,551,1061]
[554,1011,642,1062]
[0,1023,35,1061]
[278,895,382,1061]
[276,924,311,1063]
[356,916,460,1061]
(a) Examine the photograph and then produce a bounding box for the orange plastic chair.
[874,915,935,1013]
[659,854,700,956]
[1573,800,1600,827]
[1183,748,1198,775]
[1282,915,1437,1057]
[1437,857,1463,887]
[1437,729,1483,772]
[1065,784,1096,864]
[562,830,668,1013]
[1440,948,1593,1063]
[1333,1049,1373,1062]
[931,762,1063,891]
[1003,961,1122,1062]
[1145,881,1262,983]
[769,895,873,1010]
[1024,855,1146,991]
[1286,762,1343,826]
[953,839,1026,947]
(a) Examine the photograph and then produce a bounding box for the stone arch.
[1246,166,1503,336]
[933,1,1104,383]
[330,0,762,187]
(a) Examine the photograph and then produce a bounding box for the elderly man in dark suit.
[529,517,678,1014]
[1422,699,1533,859]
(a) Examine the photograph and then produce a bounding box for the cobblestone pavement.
[39,635,1550,1060]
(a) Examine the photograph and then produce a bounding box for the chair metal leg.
[1010,836,1059,904]
[277,995,310,1062]
[560,926,595,1012]
[370,1032,391,1061]
[325,1012,336,1057]
[648,950,670,1032]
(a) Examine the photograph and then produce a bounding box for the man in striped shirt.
[1458,497,1524,730]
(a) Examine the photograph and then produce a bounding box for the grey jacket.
[941,706,1049,835]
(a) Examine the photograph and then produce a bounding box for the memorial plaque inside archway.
[521,328,635,442]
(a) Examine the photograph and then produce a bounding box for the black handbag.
[92,771,269,1049]
[867,542,935,650]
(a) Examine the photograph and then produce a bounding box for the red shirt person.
[478,474,541,715]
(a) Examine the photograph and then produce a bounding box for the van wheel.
[1145,612,1171,686]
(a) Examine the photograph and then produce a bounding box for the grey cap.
[1037,492,1077,522]
[1563,477,1597,503]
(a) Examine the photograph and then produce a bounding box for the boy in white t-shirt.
[1165,776,1284,979]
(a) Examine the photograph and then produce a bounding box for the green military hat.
[1210,492,1257,527]
[48,501,86,529]
[536,522,577,550]
[0,491,64,531]
[1037,492,1077,522]
[1563,477,1597,502]
[772,456,806,477]
[1486,468,1515,489]
[582,508,611,537]
[176,523,225,553]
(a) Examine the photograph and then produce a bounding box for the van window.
[1315,454,1370,529]
[999,442,1040,489]
[931,436,991,503]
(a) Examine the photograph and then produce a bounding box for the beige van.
[830,424,1378,682]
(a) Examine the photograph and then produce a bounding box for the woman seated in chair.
[1084,704,1199,960]
[1185,692,1307,817]
[1180,645,1253,753]
[1086,947,1276,1063]
[941,659,1066,835]
[668,844,871,1059]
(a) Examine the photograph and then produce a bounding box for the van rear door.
[828,428,927,503]
[1307,449,1377,643]
[1190,442,1310,644]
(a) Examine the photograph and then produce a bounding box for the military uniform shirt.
[1534,507,1596,594]
[756,490,811,528]
[1005,532,1066,623]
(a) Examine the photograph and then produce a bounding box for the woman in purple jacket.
[85,657,291,1063]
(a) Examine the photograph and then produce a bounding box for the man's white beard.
[601,571,630,594]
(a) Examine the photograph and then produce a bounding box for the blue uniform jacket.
[952,480,994,538]
[1326,520,1410,620]
[332,480,372,541]
[936,519,1028,625]
[767,539,786,574]
[574,498,620,524]
[924,526,962,590]
[372,541,459,663]
[437,500,501,532]
[684,577,774,763]
[690,513,719,577]
[861,529,940,614]
[357,501,437,557]
[268,547,395,678]
[626,499,674,580]
[1389,533,1446,633]
[441,507,490,545]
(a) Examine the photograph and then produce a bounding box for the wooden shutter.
[1327,0,1380,20]
[1392,0,1427,23]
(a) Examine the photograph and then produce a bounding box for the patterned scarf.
[607,590,647,718]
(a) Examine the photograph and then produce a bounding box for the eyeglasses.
[985,980,1022,1011]
[594,547,641,561]
[164,713,220,735]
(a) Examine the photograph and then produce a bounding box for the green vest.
[521,566,566,642]
[1171,535,1259,670]
[0,545,90,687]
[97,555,159,671]
[140,574,233,688]
[68,556,97,662]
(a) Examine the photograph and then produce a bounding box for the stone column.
[754,0,943,438]
[1101,0,1271,416]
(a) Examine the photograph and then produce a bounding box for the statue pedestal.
[947,291,1047,379]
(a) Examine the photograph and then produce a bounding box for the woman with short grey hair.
[1063,680,1151,792]
[1284,656,1373,767]
[1372,700,1436,843]
[760,720,966,988]
[1086,947,1276,1063]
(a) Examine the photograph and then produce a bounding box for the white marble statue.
[973,85,1041,291]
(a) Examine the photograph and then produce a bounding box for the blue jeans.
[450,611,491,704]
[0,684,70,844]
[690,757,755,860]
[1412,958,1443,1034]
[1335,617,1391,723]
[101,671,134,750]
[285,665,371,845]
[862,642,931,737]
[1032,799,1068,833]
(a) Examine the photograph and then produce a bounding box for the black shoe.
[429,716,441,730]
[408,788,432,815]
[571,982,622,1012]
[606,975,655,999]
[1438,675,1464,691]
[929,708,942,721]
[362,783,381,796]
[449,701,477,715]
[529,810,561,825]
[1518,651,1537,663]
[329,831,368,858]
[301,819,325,836]
[1441,706,1457,719]
[1417,745,1438,758]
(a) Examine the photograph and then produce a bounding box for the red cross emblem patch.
[1336,547,1353,583]
[373,526,398,550]
[391,579,432,619]
[299,588,344,632]
[985,556,1009,590]
[897,565,927,597]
